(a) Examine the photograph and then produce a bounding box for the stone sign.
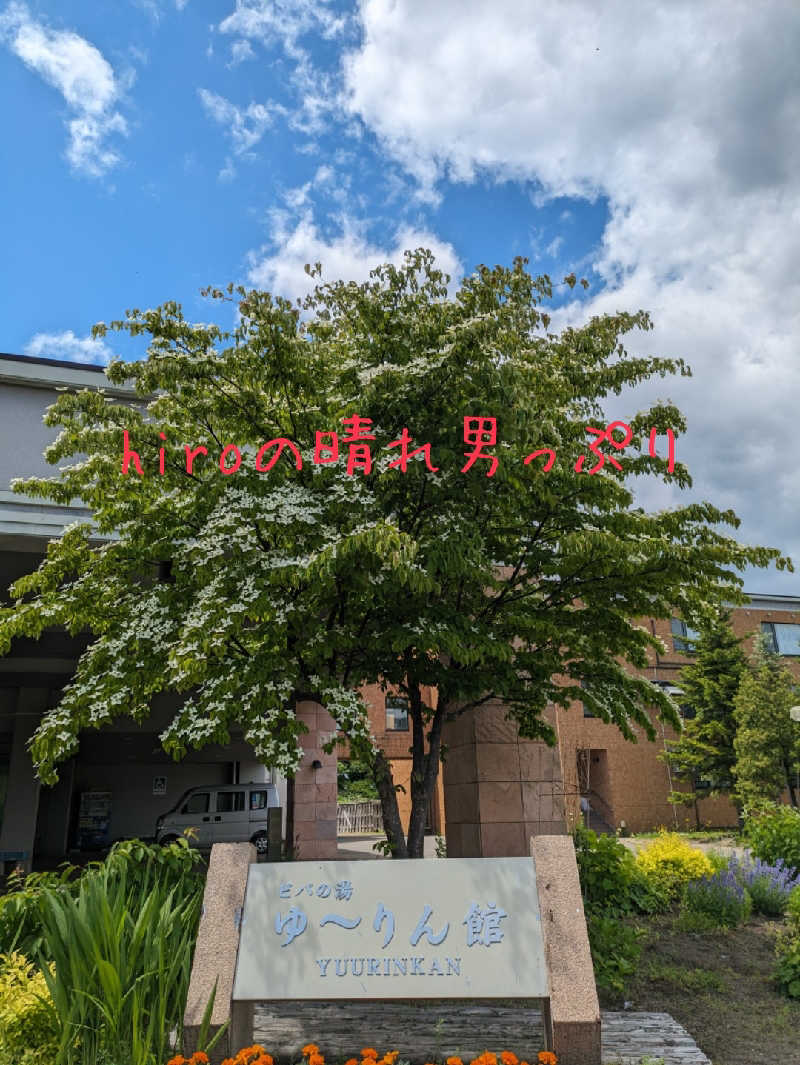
[184,839,601,1065]
[232,857,548,1000]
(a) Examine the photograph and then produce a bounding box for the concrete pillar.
[442,699,567,857]
[292,699,338,860]
[35,757,75,858]
[0,687,48,872]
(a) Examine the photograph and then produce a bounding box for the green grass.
[645,961,728,993]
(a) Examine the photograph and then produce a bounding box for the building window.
[671,618,699,653]
[215,791,245,813]
[385,695,410,731]
[761,621,800,656]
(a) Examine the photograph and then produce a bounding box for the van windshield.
[164,789,193,814]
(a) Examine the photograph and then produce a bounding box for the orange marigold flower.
[446,1058,463,1065]
[191,1054,210,1065]
[361,1050,378,1060]
[501,1052,518,1065]
[382,1053,400,1065]
[302,1046,320,1057]
[344,1059,359,1065]
[309,1053,324,1065]
[166,1057,186,1065]
[537,1053,557,1065]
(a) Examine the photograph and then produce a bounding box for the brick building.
[369,595,800,849]
[555,594,800,835]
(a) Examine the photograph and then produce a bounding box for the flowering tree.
[0,250,790,857]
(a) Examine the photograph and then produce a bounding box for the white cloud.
[198,87,281,155]
[218,0,347,53]
[215,1,348,135]
[25,330,114,365]
[247,209,462,301]
[342,0,800,585]
[229,38,254,64]
[0,2,127,177]
[219,156,237,182]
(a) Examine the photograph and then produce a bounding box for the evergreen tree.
[665,610,748,823]
[733,640,800,810]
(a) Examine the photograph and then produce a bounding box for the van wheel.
[251,831,269,856]
[160,835,179,846]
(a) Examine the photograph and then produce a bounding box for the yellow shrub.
[0,952,59,1065]
[634,831,713,899]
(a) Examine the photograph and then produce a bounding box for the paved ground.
[338,834,750,862]
[619,836,747,859]
[254,1001,711,1065]
[337,834,439,859]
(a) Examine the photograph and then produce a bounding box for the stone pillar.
[184,842,255,1064]
[533,834,601,1064]
[292,699,338,860]
[443,699,567,857]
[0,687,48,872]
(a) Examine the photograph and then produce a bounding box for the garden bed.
[602,914,800,1065]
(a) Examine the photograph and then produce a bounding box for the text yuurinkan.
[315,956,462,977]
[121,416,676,479]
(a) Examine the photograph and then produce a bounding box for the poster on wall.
[152,776,167,796]
[76,791,112,850]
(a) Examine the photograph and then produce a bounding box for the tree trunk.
[406,695,446,859]
[285,775,295,859]
[405,684,428,858]
[784,761,799,808]
[374,749,408,858]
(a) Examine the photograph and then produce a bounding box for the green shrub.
[0,866,77,958]
[775,927,800,999]
[573,826,667,916]
[634,830,713,900]
[586,913,643,994]
[683,868,752,928]
[0,837,205,964]
[726,853,800,917]
[36,838,205,1065]
[0,838,207,1065]
[745,803,800,874]
[574,825,636,915]
[0,952,59,1065]
[705,848,730,873]
[628,866,671,915]
[788,884,800,929]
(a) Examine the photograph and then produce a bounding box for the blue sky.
[1,0,799,593]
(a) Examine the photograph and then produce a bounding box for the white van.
[154,782,280,855]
